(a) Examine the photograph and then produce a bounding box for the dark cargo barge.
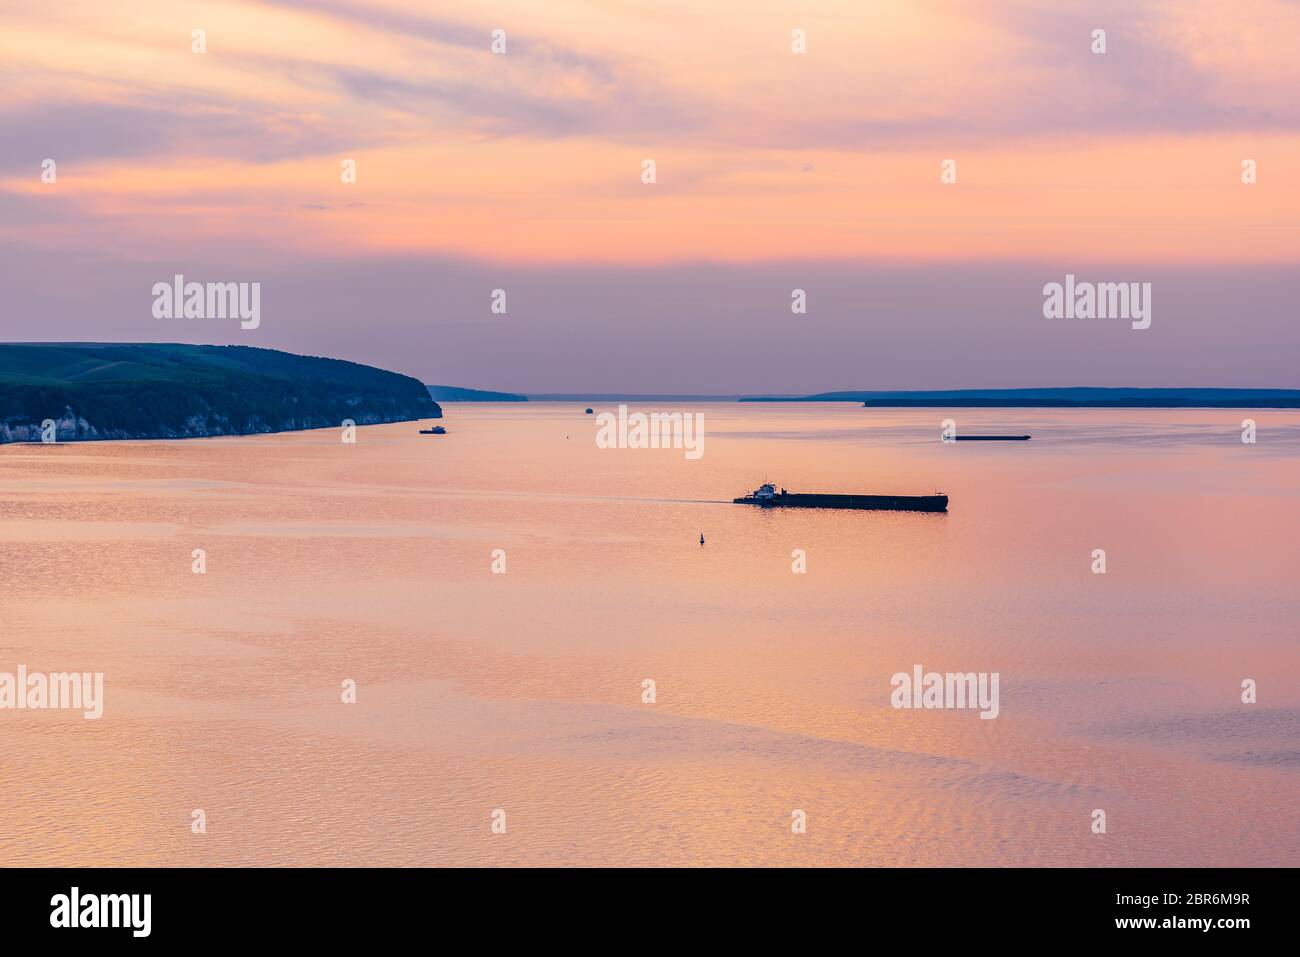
[953,434,1030,441]
[733,483,947,512]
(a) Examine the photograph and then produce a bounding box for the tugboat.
[734,482,947,512]
[418,425,447,435]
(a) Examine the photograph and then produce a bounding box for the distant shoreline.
[741,387,1300,408]
[517,398,1300,409]
[510,387,1300,408]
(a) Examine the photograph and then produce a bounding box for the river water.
[0,403,1296,865]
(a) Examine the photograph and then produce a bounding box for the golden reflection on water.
[0,405,1297,865]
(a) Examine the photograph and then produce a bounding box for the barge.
[733,483,947,512]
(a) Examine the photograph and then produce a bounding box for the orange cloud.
[2,0,1297,265]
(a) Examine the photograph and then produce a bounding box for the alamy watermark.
[50,887,150,937]
[0,666,104,719]
[1043,274,1150,330]
[890,664,999,719]
[595,405,705,459]
[152,274,260,329]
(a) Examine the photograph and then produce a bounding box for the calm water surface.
[0,404,1297,865]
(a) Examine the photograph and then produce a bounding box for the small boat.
[734,482,947,512]
[585,408,594,414]
[419,425,447,435]
[953,434,1030,441]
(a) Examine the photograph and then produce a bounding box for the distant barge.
[954,434,1030,441]
[419,425,446,434]
[734,483,947,512]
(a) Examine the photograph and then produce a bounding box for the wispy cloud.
[1,0,1298,266]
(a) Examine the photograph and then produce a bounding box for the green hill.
[0,343,441,442]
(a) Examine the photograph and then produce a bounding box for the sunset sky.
[2,0,1298,391]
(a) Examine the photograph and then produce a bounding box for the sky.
[2,0,1298,392]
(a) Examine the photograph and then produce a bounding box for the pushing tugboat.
[733,482,947,513]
